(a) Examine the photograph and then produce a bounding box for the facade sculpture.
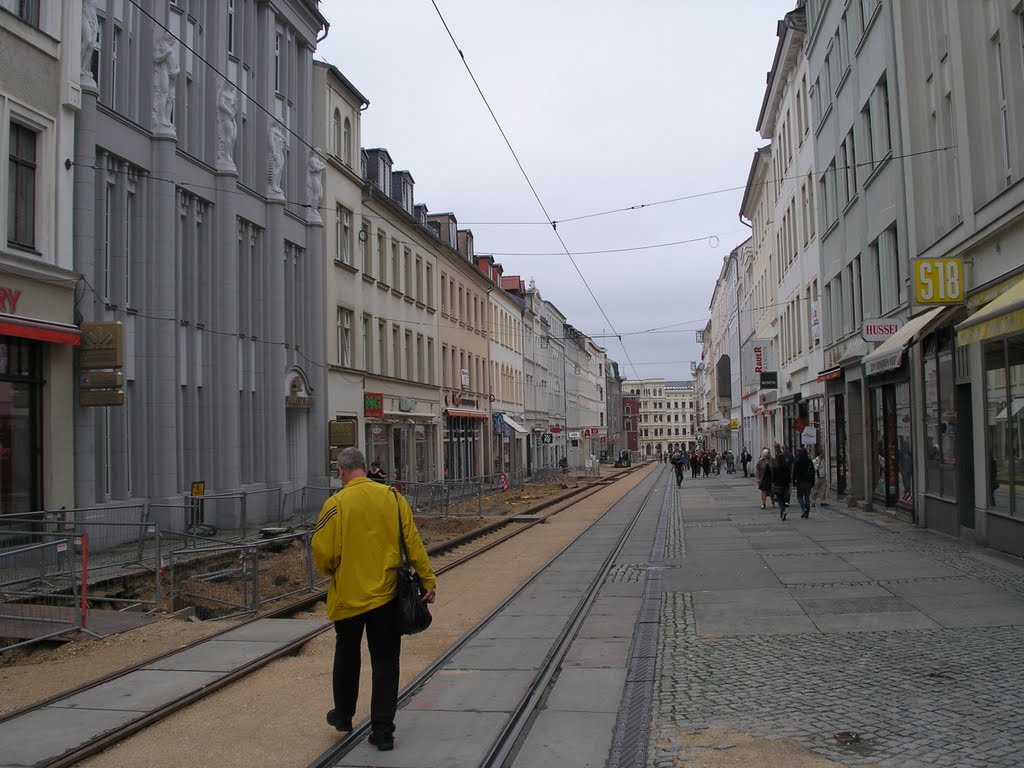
[152,34,180,132]
[216,81,238,172]
[81,0,100,85]
[305,151,326,222]
[267,123,287,198]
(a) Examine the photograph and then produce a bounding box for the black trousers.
[332,601,401,736]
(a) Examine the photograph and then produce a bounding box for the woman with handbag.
[312,448,437,751]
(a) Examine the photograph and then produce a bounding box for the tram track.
[307,465,661,768]
[1,464,647,768]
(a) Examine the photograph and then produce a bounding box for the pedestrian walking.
[671,450,685,487]
[811,449,829,508]
[740,447,751,478]
[690,451,700,478]
[702,451,711,478]
[793,447,815,518]
[312,447,437,751]
[755,448,773,509]
[772,448,793,521]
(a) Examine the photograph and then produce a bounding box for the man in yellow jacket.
[312,447,436,751]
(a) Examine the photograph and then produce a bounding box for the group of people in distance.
[753,443,829,521]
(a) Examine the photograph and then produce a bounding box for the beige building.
[1,3,81,514]
[623,377,696,458]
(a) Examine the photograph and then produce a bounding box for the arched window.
[343,118,352,166]
[332,109,342,157]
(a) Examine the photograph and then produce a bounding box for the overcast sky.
[318,0,794,382]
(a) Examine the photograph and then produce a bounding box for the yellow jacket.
[311,477,436,622]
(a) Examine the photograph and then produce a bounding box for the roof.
[739,145,772,218]
[314,60,370,107]
[755,7,807,136]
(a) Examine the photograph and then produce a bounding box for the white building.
[622,377,696,458]
[755,5,825,458]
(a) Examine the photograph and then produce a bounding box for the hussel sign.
[862,319,903,342]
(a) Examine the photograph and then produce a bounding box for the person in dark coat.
[772,448,793,521]
[671,451,686,487]
[740,447,752,477]
[793,448,815,518]
[702,451,711,478]
[367,461,388,484]
[755,448,773,509]
[690,451,700,478]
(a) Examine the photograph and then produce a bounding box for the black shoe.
[326,710,353,733]
[801,512,809,518]
[368,732,395,751]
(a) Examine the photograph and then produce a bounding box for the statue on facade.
[152,34,180,132]
[305,151,326,222]
[81,0,100,86]
[215,81,238,172]
[267,123,287,199]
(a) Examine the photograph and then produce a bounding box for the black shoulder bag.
[392,490,432,635]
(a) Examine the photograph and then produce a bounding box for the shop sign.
[541,433,554,444]
[286,372,313,408]
[569,431,581,439]
[914,257,964,305]
[759,371,778,389]
[371,425,388,443]
[729,418,738,429]
[460,398,477,408]
[0,286,22,313]
[743,339,773,388]
[415,426,426,441]
[801,425,818,444]
[810,301,821,341]
[862,319,902,341]
[80,322,124,370]
[79,389,125,407]
[549,426,562,433]
[329,418,357,448]
[398,398,416,412]
[793,417,807,433]
[364,392,384,417]
[460,368,470,389]
[80,372,123,389]
[190,481,206,497]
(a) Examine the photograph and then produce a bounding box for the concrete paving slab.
[405,670,535,712]
[142,640,284,672]
[511,710,618,768]
[545,668,627,713]
[501,596,578,617]
[0,706,139,767]
[660,559,780,591]
[794,596,916,615]
[763,553,863,574]
[444,638,552,670]
[695,614,818,637]
[883,577,1008,598]
[476,614,567,640]
[215,617,329,643]
[902,603,1024,628]
[775,570,871,585]
[51,669,224,711]
[839,552,962,580]
[588,596,643,615]
[577,612,638,639]
[787,583,893,599]
[563,637,632,667]
[810,611,941,632]
[691,587,796,605]
[599,581,646,596]
[334,710,508,768]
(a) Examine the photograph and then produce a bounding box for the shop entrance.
[872,382,913,511]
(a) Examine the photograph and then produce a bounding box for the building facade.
[72,0,328,516]
[623,377,696,458]
[1,2,81,514]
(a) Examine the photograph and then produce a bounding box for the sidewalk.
[651,471,1024,767]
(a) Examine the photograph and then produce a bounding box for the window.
[337,308,352,366]
[405,331,413,381]
[441,344,449,387]
[877,75,892,159]
[227,0,235,54]
[392,325,401,378]
[993,37,1012,185]
[378,320,387,376]
[416,334,425,382]
[17,0,39,26]
[427,338,435,384]
[8,124,36,249]
[440,275,447,313]
[878,225,903,312]
[861,99,875,169]
[125,192,134,306]
[362,315,372,371]
[332,109,341,157]
[274,33,282,93]
[375,230,385,276]
[425,264,434,308]
[378,230,387,282]
[343,118,352,167]
[806,173,815,239]
[391,241,400,288]
[983,336,1024,517]
[336,206,352,265]
[415,257,423,302]
[403,249,412,295]
[924,329,958,499]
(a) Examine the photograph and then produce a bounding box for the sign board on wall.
[801,426,818,444]
[743,339,773,388]
[914,257,964,305]
[759,371,778,389]
[862,319,903,341]
[363,392,383,417]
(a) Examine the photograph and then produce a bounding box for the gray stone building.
[72,0,328,512]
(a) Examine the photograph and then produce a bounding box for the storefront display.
[827,394,847,496]
[0,337,41,514]
[871,381,913,509]
[983,336,1024,517]
[923,328,958,499]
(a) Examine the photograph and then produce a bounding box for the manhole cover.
[834,731,860,745]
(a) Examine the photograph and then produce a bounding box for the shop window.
[923,330,957,498]
[984,337,1024,517]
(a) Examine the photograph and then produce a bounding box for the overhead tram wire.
[428,0,641,380]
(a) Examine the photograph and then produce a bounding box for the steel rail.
[306,464,660,768]
[3,465,647,768]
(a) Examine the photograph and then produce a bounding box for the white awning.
[862,306,948,376]
[995,399,1024,421]
[501,413,529,434]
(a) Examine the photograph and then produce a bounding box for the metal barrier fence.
[0,534,82,651]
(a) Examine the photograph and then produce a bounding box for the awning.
[445,408,488,420]
[862,306,948,376]
[816,367,842,382]
[957,278,1024,346]
[995,398,1024,421]
[500,413,528,434]
[0,313,80,345]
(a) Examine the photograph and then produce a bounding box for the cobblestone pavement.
[648,473,1024,768]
